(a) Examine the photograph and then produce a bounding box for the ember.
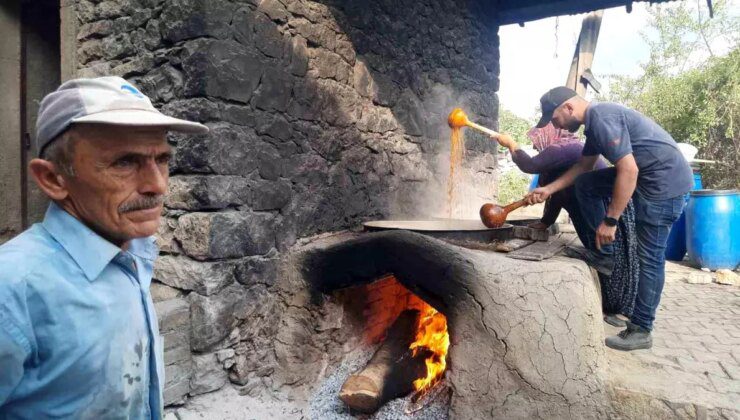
[410,303,449,394]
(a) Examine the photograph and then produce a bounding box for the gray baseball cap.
[35,76,209,156]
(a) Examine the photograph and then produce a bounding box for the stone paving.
[605,260,740,418]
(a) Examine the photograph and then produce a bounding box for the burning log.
[339,310,430,413]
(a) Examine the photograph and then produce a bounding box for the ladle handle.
[465,121,500,138]
[503,199,528,214]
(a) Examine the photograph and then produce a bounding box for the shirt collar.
[42,203,157,281]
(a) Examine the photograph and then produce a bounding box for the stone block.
[173,123,268,177]
[160,0,234,42]
[288,36,309,76]
[151,281,184,303]
[189,284,250,351]
[235,250,279,287]
[182,40,263,104]
[154,255,236,296]
[154,217,180,254]
[687,272,713,284]
[189,352,228,396]
[257,0,288,23]
[716,269,738,286]
[156,298,190,333]
[163,375,190,406]
[166,175,250,211]
[253,70,292,112]
[135,65,184,103]
[249,179,292,211]
[253,12,284,58]
[175,211,276,260]
[101,33,134,60]
[392,89,424,136]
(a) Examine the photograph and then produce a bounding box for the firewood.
[339,310,429,413]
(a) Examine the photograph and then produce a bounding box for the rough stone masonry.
[72,0,500,406]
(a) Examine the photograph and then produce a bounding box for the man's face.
[63,125,170,246]
[550,102,581,133]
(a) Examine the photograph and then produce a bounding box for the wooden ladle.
[447,108,500,137]
[480,199,529,228]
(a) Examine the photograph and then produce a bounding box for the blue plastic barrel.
[686,189,740,270]
[665,170,703,261]
[529,174,540,191]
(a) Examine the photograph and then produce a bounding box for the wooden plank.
[507,233,577,261]
[495,238,535,253]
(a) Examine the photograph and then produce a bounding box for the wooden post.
[565,10,603,96]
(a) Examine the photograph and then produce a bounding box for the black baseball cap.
[535,86,578,128]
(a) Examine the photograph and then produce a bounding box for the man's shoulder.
[0,224,65,285]
[590,102,629,119]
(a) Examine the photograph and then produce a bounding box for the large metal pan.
[363,219,513,242]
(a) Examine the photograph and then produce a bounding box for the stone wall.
[72,0,500,405]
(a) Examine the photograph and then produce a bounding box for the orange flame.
[409,303,449,393]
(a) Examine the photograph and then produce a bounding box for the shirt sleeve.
[0,312,30,405]
[511,143,583,174]
[586,114,633,163]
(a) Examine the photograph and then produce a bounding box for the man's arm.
[0,327,28,405]
[595,153,638,249]
[525,155,599,204]
[606,153,638,219]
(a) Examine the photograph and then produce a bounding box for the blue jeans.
[574,168,685,330]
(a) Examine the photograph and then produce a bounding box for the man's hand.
[527,221,548,230]
[595,222,617,250]
[525,186,552,205]
[491,133,516,150]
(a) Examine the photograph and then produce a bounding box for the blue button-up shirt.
[0,203,163,419]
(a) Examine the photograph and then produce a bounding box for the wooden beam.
[565,10,603,96]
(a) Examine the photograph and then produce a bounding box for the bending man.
[526,87,692,351]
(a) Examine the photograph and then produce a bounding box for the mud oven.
[228,229,613,419]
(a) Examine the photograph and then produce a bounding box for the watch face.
[604,217,617,227]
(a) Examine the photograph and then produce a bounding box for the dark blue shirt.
[583,102,693,199]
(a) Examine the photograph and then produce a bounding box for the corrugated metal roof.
[497,0,678,25]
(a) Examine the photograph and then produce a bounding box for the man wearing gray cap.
[0,77,207,418]
[525,87,692,351]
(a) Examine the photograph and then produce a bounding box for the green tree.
[498,105,534,146]
[601,0,740,189]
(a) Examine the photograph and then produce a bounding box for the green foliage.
[497,170,531,204]
[602,0,740,189]
[498,106,534,146]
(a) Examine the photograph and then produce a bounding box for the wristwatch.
[603,216,618,227]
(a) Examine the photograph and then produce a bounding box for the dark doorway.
[0,0,60,243]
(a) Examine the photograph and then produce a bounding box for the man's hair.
[41,129,77,177]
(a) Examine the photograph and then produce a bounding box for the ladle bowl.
[446,108,500,137]
[480,199,528,228]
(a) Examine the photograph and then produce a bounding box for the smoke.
[390,83,499,220]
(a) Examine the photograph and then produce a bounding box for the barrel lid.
[689,189,739,196]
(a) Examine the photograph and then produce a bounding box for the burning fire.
[409,303,449,393]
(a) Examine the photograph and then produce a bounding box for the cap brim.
[72,109,209,134]
[535,111,553,128]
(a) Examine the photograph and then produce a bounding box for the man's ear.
[28,159,69,201]
[564,102,575,114]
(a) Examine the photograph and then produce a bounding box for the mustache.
[118,195,164,214]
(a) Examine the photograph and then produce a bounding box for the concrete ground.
[605,260,740,418]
